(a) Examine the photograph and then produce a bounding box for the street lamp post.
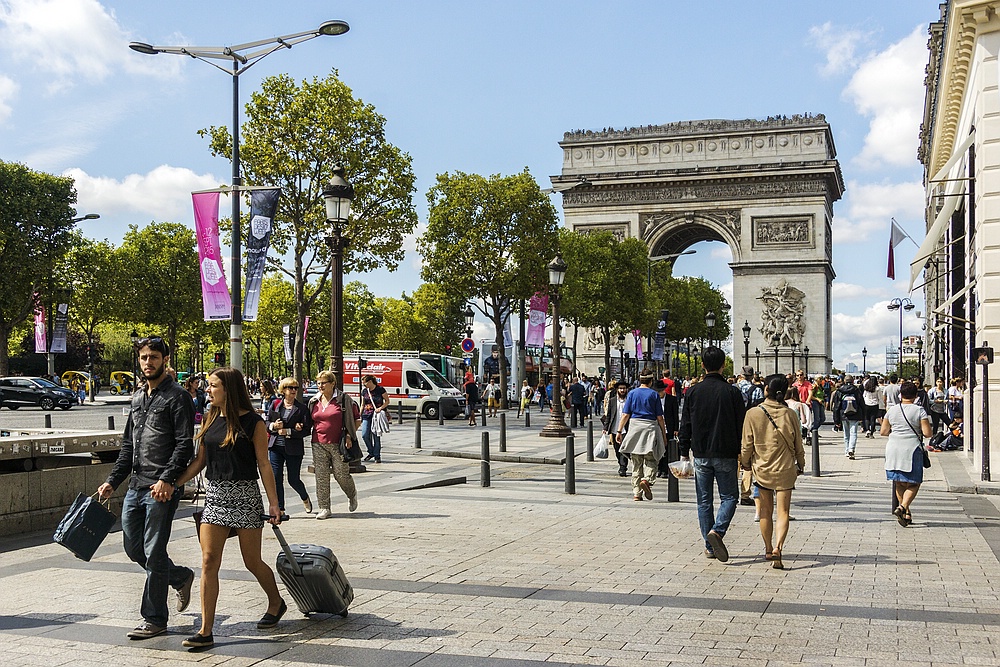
[887,298,915,373]
[129,21,349,373]
[322,168,355,393]
[791,342,798,376]
[464,305,475,340]
[916,338,924,380]
[742,320,751,367]
[803,346,810,376]
[692,345,700,375]
[130,329,139,385]
[540,254,571,438]
[705,310,716,349]
[862,346,867,374]
[755,347,761,373]
[47,213,97,378]
[772,335,781,375]
[616,334,626,382]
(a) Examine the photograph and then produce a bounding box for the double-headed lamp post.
[742,321,752,367]
[322,167,355,392]
[129,21,349,372]
[541,254,571,438]
[887,298,915,373]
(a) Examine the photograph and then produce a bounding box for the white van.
[345,351,466,420]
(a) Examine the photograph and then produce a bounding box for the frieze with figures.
[574,223,629,242]
[640,209,741,238]
[754,217,811,246]
[564,179,828,207]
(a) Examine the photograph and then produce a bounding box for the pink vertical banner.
[192,192,232,320]
[526,292,549,347]
[34,304,46,354]
[302,316,309,356]
[633,330,643,361]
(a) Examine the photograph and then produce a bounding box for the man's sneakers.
[848,451,856,460]
[316,508,332,520]
[176,570,195,612]
[706,530,729,563]
[127,621,166,640]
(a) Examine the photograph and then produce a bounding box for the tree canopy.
[200,69,418,385]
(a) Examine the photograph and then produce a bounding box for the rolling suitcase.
[272,524,353,617]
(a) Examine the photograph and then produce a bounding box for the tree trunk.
[0,323,9,376]
[602,326,611,383]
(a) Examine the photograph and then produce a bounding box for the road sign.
[461,337,475,354]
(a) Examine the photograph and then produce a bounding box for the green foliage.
[200,70,418,383]
[61,234,126,341]
[411,282,468,353]
[648,266,731,343]
[118,222,202,355]
[559,229,648,331]
[0,161,78,375]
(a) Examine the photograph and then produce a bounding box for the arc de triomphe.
[552,115,844,378]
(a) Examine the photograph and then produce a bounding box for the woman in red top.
[307,370,361,519]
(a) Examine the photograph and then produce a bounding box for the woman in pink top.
[307,370,361,519]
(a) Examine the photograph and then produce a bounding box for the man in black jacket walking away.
[97,337,196,639]
[678,347,747,562]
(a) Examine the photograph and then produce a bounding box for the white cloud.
[809,22,870,76]
[832,281,890,301]
[66,165,225,223]
[831,299,923,372]
[0,0,180,91]
[0,73,17,122]
[844,26,927,168]
[833,179,923,243]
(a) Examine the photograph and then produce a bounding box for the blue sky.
[0,1,937,371]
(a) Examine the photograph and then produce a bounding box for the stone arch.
[643,211,741,263]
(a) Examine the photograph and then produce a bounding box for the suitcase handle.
[270,523,304,577]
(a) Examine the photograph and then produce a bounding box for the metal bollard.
[481,403,486,426]
[414,414,422,449]
[397,401,404,425]
[811,429,821,477]
[481,432,490,488]
[438,404,444,426]
[107,415,116,430]
[586,420,594,462]
[570,408,577,429]
[499,413,507,452]
[525,410,530,428]
[667,438,679,502]
[44,414,52,428]
[565,435,576,494]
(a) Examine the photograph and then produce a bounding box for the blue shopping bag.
[53,492,116,562]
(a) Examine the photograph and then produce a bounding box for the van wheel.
[423,403,438,420]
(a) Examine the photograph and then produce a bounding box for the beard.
[144,364,165,381]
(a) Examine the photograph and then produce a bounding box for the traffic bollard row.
[481,432,490,488]
[565,435,576,495]
[414,414,422,449]
[499,413,507,452]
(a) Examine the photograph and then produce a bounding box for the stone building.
[917,0,1000,478]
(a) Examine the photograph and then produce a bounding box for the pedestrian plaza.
[1,416,999,666]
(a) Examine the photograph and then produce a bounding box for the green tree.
[201,70,418,386]
[0,161,78,375]
[118,222,202,355]
[558,229,649,376]
[375,297,425,350]
[61,234,125,348]
[243,275,296,378]
[419,170,558,404]
[411,282,468,353]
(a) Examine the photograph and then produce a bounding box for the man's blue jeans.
[693,458,739,550]
[360,416,381,459]
[842,419,860,454]
[121,486,192,627]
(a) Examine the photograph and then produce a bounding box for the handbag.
[53,492,116,562]
[594,433,609,459]
[192,486,237,541]
[898,404,931,469]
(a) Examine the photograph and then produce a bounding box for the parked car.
[0,376,77,410]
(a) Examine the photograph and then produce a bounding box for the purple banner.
[633,330,643,361]
[192,192,232,320]
[526,293,548,347]
[34,305,46,354]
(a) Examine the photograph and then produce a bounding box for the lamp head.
[862,347,868,355]
[887,302,900,311]
[128,41,159,55]
[903,303,915,312]
[318,20,350,36]
[742,320,751,339]
[463,305,475,328]
[705,310,716,329]
[322,166,355,224]
[547,253,567,286]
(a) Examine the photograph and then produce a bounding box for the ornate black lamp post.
[742,321,751,367]
[915,338,924,380]
[705,310,716,348]
[692,345,700,374]
[791,342,799,376]
[130,329,139,385]
[754,347,761,372]
[862,346,868,374]
[616,333,626,382]
[803,346,810,376]
[322,167,355,392]
[464,305,475,339]
[540,254,571,438]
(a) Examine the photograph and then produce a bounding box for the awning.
[929,131,976,184]
[909,176,965,291]
[933,280,975,314]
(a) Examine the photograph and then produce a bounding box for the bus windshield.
[423,369,454,389]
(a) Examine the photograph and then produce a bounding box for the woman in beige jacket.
[740,374,806,569]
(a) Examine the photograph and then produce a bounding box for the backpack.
[742,383,764,409]
[840,391,858,418]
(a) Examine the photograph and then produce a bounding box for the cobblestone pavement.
[2,412,1000,666]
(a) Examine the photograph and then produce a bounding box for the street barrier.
[481,432,490,488]
[414,414,422,449]
[811,429,821,477]
[499,413,507,452]
[586,421,594,462]
[667,438,679,502]
[565,435,576,494]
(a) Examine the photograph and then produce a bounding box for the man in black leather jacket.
[98,337,195,640]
